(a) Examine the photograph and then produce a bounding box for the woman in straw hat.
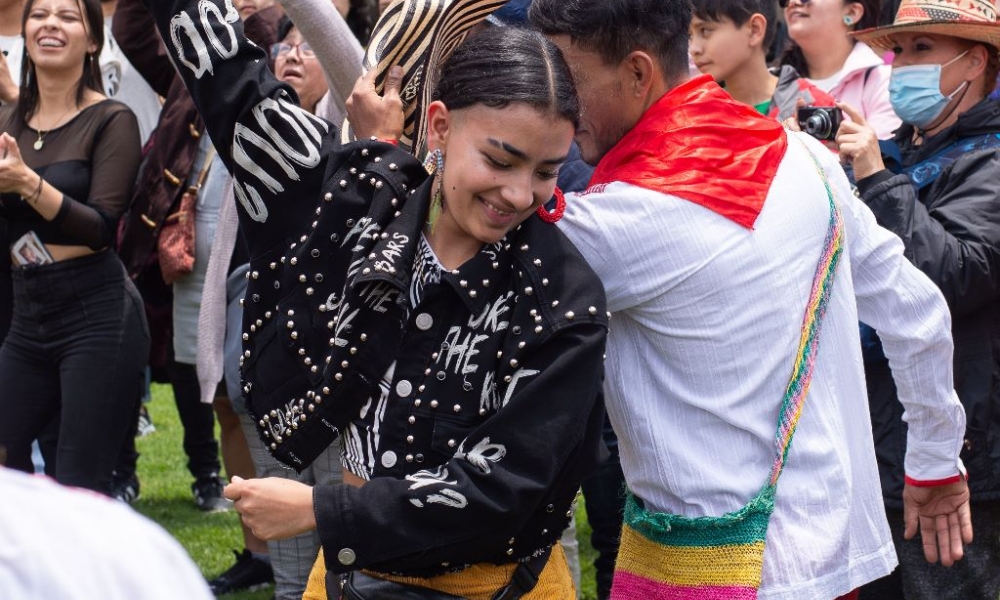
[835,1,1000,598]
[138,0,608,597]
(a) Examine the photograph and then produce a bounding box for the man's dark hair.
[433,26,580,129]
[345,0,379,45]
[692,0,779,50]
[529,0,693,83]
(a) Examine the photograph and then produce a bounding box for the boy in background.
[690,0,835,121]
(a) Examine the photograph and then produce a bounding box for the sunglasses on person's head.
[270,42,316,60]
[778,0,811,8]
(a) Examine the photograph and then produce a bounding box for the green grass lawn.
[133,383,599,599]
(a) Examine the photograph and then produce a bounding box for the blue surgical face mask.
[889,50,970,128]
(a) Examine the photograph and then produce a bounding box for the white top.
[807,41,900,139]
[0,33,23,89]
[558,132,965,600]
[0,468,214,600]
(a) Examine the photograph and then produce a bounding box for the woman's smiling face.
[425,101,574,252]
[23,0,96,71]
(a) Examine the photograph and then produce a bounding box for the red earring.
[536,187,566,223]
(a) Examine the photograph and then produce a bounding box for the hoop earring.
[423,149,444,234]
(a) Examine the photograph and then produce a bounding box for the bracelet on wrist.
[28,174,43,205]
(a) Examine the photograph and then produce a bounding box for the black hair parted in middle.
[529,0,693,84]
[691,0,779,49]
[432,25,580,130]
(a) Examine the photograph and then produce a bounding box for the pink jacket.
[815,42,901,140]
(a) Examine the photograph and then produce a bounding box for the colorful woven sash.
[611,141,845,600]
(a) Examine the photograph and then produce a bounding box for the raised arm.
[113,0,177,97]
[139,0,337,252]
[280,0,364,122]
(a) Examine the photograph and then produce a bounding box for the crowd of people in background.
[0,0,997,598]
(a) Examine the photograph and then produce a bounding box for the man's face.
[548,34,634,166]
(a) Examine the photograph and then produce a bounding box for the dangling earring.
[843,15,854,26]
[423,149,444,234]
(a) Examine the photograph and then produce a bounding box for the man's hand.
[224,476,317,541]
[902,479,973,566]
[346,65,405,142]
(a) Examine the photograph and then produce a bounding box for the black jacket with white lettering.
[142,0,609,576]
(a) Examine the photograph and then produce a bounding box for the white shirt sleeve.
[808,134,966,483]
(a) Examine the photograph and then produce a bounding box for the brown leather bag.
[157,147,215,284]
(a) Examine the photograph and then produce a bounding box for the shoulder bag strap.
[766,139,846,488]
[490,546,553,600]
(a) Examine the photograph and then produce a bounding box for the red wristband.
[905,466,968,487]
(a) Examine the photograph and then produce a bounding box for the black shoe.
[192,474,232,513]
[207,549,274,595]
[111,471,140,504]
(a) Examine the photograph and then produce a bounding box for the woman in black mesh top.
[0,0,147,495]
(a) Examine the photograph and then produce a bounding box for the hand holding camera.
[831,101,885,181]
[785,100,886,182]
[797,107,842,142]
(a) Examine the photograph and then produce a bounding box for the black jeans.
[0,251,149,494]
[580,420,626,600]
[167,359,221,480]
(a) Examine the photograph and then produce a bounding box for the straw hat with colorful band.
[343,0,509,154]
[852,0,1000,53]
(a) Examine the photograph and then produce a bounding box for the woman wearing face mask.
[834,1,1000,598]
[781,0,902,138]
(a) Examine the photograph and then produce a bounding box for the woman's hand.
[835,100,886,181]
[0,134,35,197]
[224,476,317,540]
[346,65,405,142]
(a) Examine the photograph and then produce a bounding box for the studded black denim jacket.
[143,0,609,577]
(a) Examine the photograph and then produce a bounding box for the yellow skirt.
[303,544,575,600]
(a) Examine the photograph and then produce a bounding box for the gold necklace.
[33,107,76,151]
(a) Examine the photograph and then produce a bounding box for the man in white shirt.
[529,0,971,598]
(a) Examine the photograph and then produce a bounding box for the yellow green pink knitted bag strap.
[610,140,845,600]
[767,143,844,487]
